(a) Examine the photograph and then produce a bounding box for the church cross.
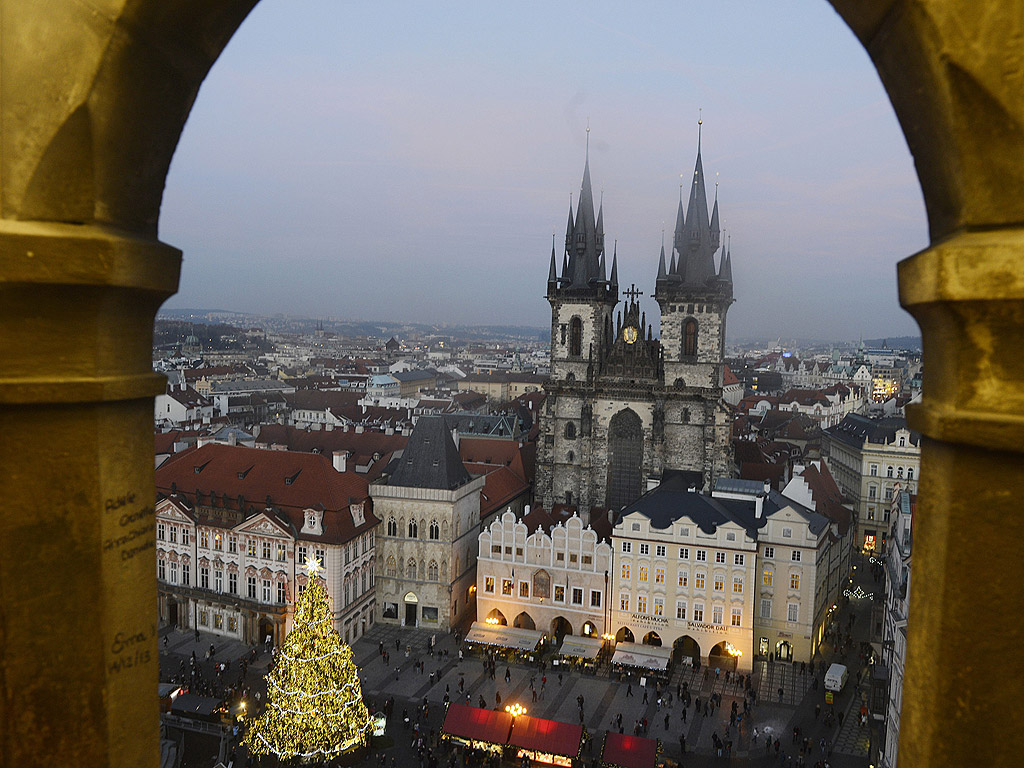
[624,284,644,302]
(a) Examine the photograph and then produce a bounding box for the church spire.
[657,241,667,280]
[679,115,716,285]
[548,234,558,290]
[610,242,619,289]
[710,175,721,252]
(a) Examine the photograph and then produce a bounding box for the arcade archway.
[513,612,536,630]
[642,631,662,647]
[709,640,740,671]
[486,608,507,626]
[673,635,702,665]
[550,616,572,640]
[616,627,635,644]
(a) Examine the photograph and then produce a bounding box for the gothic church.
[537,129,735,511]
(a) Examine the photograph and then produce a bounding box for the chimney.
[450,427,460,449]
[763,480,772,495]
[755,493,765,518]
[524,504,530,517]
[355,425,364,434]
[333,450,348,473]
[228,431,237,446]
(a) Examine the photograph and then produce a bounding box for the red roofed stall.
[440,703,513,753]
[600,732,659,768]
[508,714,583,767]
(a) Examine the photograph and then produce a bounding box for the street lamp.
[505,703,527,718]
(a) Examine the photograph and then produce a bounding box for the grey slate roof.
[388,416,471,490]
[826,413,921,448]
[621,472,765,537]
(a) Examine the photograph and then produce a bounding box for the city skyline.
[161,0,928,341]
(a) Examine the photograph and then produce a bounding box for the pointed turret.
[676,118,718,285]
[719,243,733,284]
[548,235,558,292]
[672,190,686,266]
[710,183,721,252]
[610,244,619,290]
[557,140,608,294]
[596,196,605,268]
[563,202,575,254]
[657,243,667,280]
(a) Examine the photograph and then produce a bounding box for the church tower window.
[569,317,583,357]
[684,319,698,357]
[565,422,576,440]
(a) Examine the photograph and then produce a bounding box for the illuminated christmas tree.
[244,557,372,763]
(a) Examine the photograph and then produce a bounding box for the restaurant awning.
[465,622,544,652]
[601,732,658,768]
[441,703,513,746]
[610,642,671,671]
[558,635,603,659]
[508,714,583,758]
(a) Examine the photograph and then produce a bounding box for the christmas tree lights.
[244,557,372,762]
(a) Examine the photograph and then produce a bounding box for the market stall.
[600,732,659,768]
[464,622,545,660]
[610,642,672,680]
[507,713,583,767]
[440,702,513,754]
[554,635,603,673]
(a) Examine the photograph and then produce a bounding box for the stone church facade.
[537,130,735,512]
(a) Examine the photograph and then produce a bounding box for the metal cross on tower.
[624,284,644,303]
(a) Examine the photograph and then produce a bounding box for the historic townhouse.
[610,473,759,672]
[476,508,613,638]
[154,443,378,646]
[372,416,487,630]
[881,487,914,768]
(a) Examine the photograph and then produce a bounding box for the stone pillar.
[0,221,180,766]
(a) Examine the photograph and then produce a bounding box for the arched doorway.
[776,640,793,662]
[513,612,536,630]
[258,617,275,647]
[486,608,507,626]
[168,599,179,628]
[580,621,597,637]
[616,627,635,644]
[709,640,740,672]
[403,591,418,627]
[606,409,643,509]
[550,616,572,640]
[642,631,662,647]
[673,635,701,665]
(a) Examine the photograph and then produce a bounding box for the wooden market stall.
[440,703,514,754]
[600,732,659,768]
[507,713,583,767]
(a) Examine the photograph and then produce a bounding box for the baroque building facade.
[537,130,734,513]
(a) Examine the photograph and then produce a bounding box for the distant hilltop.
[864,336,922,351]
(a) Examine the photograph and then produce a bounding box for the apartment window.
[429,521,440,540]
[316,549,326,569]
[764,546,775,558]
[590,590,602,608]
[169,526,177,543]
[582,554,592,565]
[655,544,666,558]
[568,553,576,562]
[229,572,237,594]
[387,517,397,536]
[622,541,632,553]
[228,617,238,633]
[726,532,736,541]
[887,466,894,478]
[731,607,742,627]
[631,522,641,532]
[897,466,904,478]
[571,587,583,605]
[655,567,665,584]
[484,577,494,593]
[763,569,774,587]
[554,585,565,602]
[870,464,878,476]
[733,576,743,594]
[247,539,256,557]
[519,581,530,598]
[713,605,724,625]
[262,579,271,603]
[790,573,801,590]
[407,559,418,580]
[213,533,223,551]
[680,527,691,537]
[277,543,287,562]
[639,543,650,555]
[637,596,648,613]
[214,569,223,592]
[157,523,165,541]
[200,530,208,548]
[492,545,502,555]
[695,573,705,590]
[199,610,208,626]
[908,467,915,480]
[679,547,690,560]
[247,576,256,599]
[715,551,726,564]
[869,484,877,499]
[676,601,687,620]
[792,550,802,562]
[734,553,745,566]
[638,566,648,582]
[261,541,271,560]
[428,561,439,581]
[385,557,396,578]
[297,545,307,565]
[620,594,630,611]
[788,603,799,623]
[654,597,664,616]
[714,575,724,591]
[228,534,237,554]
[782,528,793,539]
[501,579,513,595]
[169,561,178,584]
[621,563,631,580]
[899,436,906,447]
[692,604,704,622]
[344,546,351,565]
[760,599,772,619]
[408,520,418,538]
[677,571,688,588]
[158,559,166,580]
[200,566,209,589]
[182,529,190,546]
[696,549,707,562]
[182,563,190,586]
[277,581,287,604]
[885,487,894,501]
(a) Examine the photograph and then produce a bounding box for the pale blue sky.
[161,0,927,340]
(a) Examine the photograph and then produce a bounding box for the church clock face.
[623,326,639,344]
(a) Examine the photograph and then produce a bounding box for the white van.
[824,663,848,692]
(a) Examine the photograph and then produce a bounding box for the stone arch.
[673,635,701,665]
[615,626,635,644]
[486,608,507,626]
[606,408,644,509]
[2,5,1021,767]
[550,616,573,639]
[642,631,662,647]
[513,612,536,631]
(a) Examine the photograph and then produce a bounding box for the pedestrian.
[505,667,511,683]
[664,714,669,729]
[642,688,648,704]
[626,684,633,698]
[679,735,686,754]
[753,726,759,745]
[815,704,821,719]
[681,706,687,723]
[778,686,784,702]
